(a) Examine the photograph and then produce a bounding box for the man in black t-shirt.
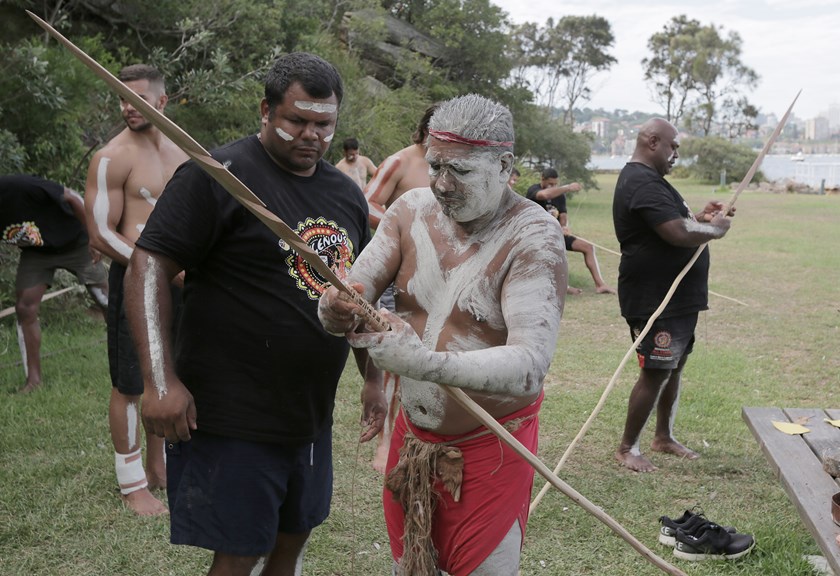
[0,174,108,394]
[612,118,732,473]
[526,168,615,294]
[124,53,386,575]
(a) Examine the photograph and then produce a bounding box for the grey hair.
[428,94,514,153]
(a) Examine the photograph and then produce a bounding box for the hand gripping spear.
[26,11,687,574]
[530,92,801,514]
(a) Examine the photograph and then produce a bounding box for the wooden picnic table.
[742,407,840,575]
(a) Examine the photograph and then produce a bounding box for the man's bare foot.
[17,380,41,395]
[566,286,583,295]
[615,449,658,472]
[595,285,616,295]
[651,438,700,460]
[121,488,169,516]
[372,441,389,474]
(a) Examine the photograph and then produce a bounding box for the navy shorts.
[107,262,180,395]
[628,313,697,370]
[166,428,333,556]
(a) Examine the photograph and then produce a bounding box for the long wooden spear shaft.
[27,12,687,573]
[530,92,800,513]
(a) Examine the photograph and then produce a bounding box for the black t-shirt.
[0,174,86,252]
[136,135,371,444]
[612,162,709,320]
[526,183,567,215]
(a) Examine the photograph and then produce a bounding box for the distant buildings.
[805,117,830,141]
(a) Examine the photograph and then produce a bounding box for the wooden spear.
[26,11,686,573]
[530,91,801,513]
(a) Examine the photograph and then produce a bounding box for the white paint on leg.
[16,320,28,377]
[126,401,139,451]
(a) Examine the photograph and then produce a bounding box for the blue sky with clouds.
[490,0,840,120]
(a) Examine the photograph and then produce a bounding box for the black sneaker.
[659,510,736,547]
[673,522,755,561]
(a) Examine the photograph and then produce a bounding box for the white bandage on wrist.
[115,448,147,495]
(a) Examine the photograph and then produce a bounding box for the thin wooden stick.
[575,234,747,306]
[0,286,77,320]
[531,92,800,513]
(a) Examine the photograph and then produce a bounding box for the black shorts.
[107,262,181,395]
[564,234,576,252]
[166,428,333,556]
[627,313,697,370]
[16,243,107,291]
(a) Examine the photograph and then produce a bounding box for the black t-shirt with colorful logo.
[0,174,86,253]
[137,135,371,445]
[612,162,709,320]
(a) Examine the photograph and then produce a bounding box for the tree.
[642,15,758,135]
[510,15,615,126]
[674,136,763,183]
[642,15,702,126]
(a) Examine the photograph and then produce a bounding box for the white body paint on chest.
[139,187,157,206]
[93,157,133,260]
[144,258,168,399]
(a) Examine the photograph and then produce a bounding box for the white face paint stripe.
[94,157,133,260]
[294,100,337,114]
[323,133,334,143]
[275,127,294,142]
[145,258,168,399]
[126,402,138,450]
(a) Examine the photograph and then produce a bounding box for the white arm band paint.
[94,157,133,261]
[144,257,168,399]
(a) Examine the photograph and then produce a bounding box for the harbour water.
[589,154,840,188]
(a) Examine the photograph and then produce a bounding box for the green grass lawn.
[1,174,838,575]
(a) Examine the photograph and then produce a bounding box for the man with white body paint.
[363,103,438,473]
[613,117,732,473]
[84,64,188,515]
[124,52,385,576]
[319,94,567,576]
[0,174,108,394]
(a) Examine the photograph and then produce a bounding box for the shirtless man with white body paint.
[320,94,567,576]
[84,64,188,516]
[363,103,438,473]
[124,52,385,576]
[613,117,732,473]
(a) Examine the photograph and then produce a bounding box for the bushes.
[673,136,764,184]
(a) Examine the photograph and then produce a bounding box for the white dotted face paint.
[93,157,133,261]
[275,127,294,142]
[145,258,168,399]
[126,402,138,450]
[139,187,157,207]
[294,100,337,114]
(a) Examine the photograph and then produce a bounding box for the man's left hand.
[347,309,429,377]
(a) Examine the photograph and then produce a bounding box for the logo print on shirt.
[286,216,355,300]
[3,222,43,247]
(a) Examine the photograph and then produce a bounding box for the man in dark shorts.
[612,117,732,473]
[124,52,385,576]
[526,168,615,294]
[1,174,108,394]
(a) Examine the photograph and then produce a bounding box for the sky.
[489,0,840,121]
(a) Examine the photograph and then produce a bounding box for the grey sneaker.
[673,522,755,561]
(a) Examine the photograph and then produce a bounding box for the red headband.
[428,129,513,148]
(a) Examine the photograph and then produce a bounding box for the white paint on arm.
[144,257,168,399]
[93,157,133,261]
[685,217,727,239]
